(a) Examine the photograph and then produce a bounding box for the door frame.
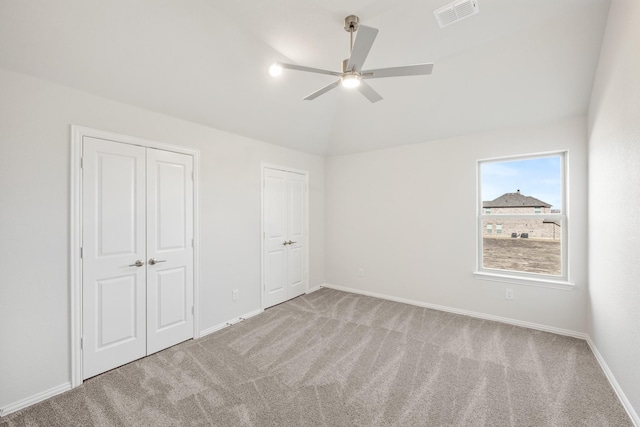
[260,163,310,310]
[70,125,200,388]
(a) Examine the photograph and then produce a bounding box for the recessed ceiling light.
[269,63,283,77]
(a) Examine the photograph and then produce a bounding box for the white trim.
[476,150,570,285]
[261,162,309,176]
[320,283,586,339]
[260,165,265,311]
[0,382,72,417]
[70,126,83,388]
[70,125,200,386]
[199,308,263,337]
[473,271,575,290]
[192,151,201,338]
[476,149,571,164]
[260,163,310,310]
[586,336,640,427]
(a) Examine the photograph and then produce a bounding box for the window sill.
[473,271,575,290]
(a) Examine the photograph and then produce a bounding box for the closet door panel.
[82,137,147,379]
[146,149,194,354]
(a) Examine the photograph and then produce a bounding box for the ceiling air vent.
[434,0,479,28]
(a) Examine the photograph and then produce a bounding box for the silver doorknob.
[129,260,144,267]
[283,241,289,246]
[149,258,166,265]
[287,240,297,245]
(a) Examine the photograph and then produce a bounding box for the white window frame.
[474,151,573,289]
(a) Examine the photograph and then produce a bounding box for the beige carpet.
[1,288,632,426]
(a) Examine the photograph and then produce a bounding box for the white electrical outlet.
[358,268,364,277]
[232,289,239,301]
[506,288,514,300]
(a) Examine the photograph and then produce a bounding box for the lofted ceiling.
[0,0,611,155]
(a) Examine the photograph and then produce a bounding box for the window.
[477,152,568,284]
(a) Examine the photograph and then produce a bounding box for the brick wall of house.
[483,206,551,215]
[482,207,560,239]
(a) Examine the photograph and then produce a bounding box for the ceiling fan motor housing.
[344,15,359,32]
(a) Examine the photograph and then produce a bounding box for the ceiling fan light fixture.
[269,63,283,77]
[341,73,361,88]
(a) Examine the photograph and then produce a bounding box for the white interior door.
[82,137,147,379]
[263,167,307,308]
[82,138,194,379]
[146,148,194,354]
[264,169,288,308]
[286,172,306,300]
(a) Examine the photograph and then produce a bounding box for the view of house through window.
[479,153,566,278]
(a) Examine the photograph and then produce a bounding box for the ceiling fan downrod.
[344,15,360,56]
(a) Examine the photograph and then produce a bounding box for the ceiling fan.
[269,15,434,103]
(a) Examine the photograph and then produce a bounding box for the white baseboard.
[199,285,325,337]
[586,336,639,426]
[307,285,322,293]
[198,308,263,338]
[320,283,586,339]
[1,382,71,417]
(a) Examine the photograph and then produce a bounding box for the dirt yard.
[483,237,561,276]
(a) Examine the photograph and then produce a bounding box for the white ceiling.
[0,0,611,155]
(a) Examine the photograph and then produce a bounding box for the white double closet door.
[82,137,194,379]
[263,168,307,308]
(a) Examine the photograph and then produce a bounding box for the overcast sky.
[481,155,562,211]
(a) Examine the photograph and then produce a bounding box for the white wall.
[325,116,588,333]
[0,68,325,410]
[587,0,640,421]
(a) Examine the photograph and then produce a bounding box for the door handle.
[129,260,144,267]
[282,241,289,246]
[283,240,297,246]
[148,258,166,265]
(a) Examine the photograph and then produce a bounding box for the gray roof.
[483,191,551,208]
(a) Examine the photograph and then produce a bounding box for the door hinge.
[192,171,194,181]
[80,247,83,259]
[80,338,83,350]
[192,238,194,248]
[191,306,194,315]
[80,157,83,169]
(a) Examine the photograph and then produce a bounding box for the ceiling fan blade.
[279,63,341,77]
[362,63,434,79]
[303,80,341,100]
[357,81,383,103]
[346,25,379,72]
